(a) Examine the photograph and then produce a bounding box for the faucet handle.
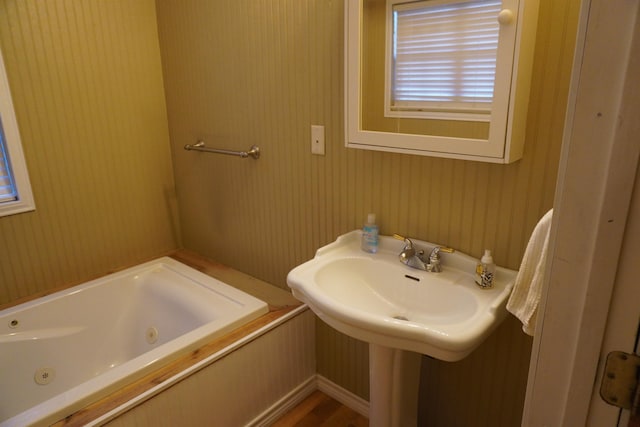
[394,234,417,264]
[429,246,455,260]
[427,246,455,273]
[433,246,454,254]
[393,234,413,249]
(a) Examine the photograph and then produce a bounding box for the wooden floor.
[272,390,369,427]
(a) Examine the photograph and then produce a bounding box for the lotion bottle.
[361,213,379,253]
[476,249,495,288]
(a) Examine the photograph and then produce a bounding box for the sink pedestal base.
[369,344,421,427]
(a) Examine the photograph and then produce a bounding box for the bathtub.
[0,257,269,427]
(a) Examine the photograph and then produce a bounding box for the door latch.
[600,351,640,415]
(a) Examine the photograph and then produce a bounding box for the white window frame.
[384,0,502,122]
[0,46,35,217]
[346,0,539,163]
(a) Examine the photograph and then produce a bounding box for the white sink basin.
[287,231,517,361]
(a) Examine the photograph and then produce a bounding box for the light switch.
[311,125,325,155]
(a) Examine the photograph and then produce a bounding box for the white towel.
[507,209,553,336]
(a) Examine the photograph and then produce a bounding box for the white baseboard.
[248,376,317,426]
[248,375,370,426]
[316,375,370,418]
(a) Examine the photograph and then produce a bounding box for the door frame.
[521,0,640,425]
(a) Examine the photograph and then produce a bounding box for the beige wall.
[0,0,579,425]
[157,0,578,425]
[0,0,178,305]
[156,0,577,295]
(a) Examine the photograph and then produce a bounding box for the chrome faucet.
[395,235,428,270]
[394,234,454,272]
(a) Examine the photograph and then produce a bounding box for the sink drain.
[393,315,409,321]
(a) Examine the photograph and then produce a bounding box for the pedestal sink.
[287,231,517,426]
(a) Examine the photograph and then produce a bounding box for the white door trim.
[521,0,640,425]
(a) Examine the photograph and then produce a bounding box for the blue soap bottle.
[361,213,379,253]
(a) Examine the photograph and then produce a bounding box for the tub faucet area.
[393,234,454,272]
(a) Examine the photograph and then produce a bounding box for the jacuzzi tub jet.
[146,326,159,344]
[34,367,56,385]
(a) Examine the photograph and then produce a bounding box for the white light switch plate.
[311,125,325,155]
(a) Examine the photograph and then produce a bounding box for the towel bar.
[184,141,260,159]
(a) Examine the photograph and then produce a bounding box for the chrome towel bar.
[184,141,260,159]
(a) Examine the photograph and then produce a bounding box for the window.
[386,0,502,121]
[0,128,16,202]
[0,47,34,217]
[346,0,539,163]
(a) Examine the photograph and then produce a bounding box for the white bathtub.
[0,257,269,427]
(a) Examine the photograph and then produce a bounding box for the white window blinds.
[0,124,17,204]
[390,0,502,115]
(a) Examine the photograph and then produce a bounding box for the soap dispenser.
[361,213,379,253]
[476,249,495,289]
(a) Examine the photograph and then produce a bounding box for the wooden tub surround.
[46,250,303,426]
